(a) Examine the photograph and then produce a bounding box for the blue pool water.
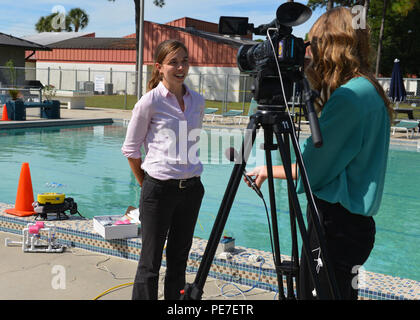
[0,123,419,282]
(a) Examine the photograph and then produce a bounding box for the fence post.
[75,69,78,91]
[47,67,50,86]
[198,73,202,95]
[201,74,205,99]
[124,71,128,110]
[110,67,113,84]
[88,67,91,82]
[223,74,229,113]
[242,75,247,113]
[59,66,62,90]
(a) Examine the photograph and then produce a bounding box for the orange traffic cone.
[5,163,36,217]
[1,104,10,121]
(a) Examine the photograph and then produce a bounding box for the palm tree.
[68,8,89,32]
[35,13,72,32]
[35,16,53,32]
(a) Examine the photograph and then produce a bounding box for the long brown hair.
[147,39,188,91]
[305,7,394,123]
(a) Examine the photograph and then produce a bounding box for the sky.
[0,0,325,40]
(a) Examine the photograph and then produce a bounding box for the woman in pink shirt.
[122,40,205,300]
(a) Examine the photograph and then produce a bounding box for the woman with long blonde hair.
[245,7,392,299]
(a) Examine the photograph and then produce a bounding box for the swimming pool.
[0,123,419,282]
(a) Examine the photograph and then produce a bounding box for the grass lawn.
[85,95,252,115]
[85,95,138,110]
[393,103,420,120]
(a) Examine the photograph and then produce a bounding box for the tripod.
[181,79,341,300]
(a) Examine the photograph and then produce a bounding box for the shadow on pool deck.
[0,231,275,301]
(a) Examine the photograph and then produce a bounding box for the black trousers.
[132,173,205,300]
[298,196,376,300]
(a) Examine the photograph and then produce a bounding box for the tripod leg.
[273,125,327,299]
[262,125,286,300]
[181,116,259,300]
[283,133,300,299]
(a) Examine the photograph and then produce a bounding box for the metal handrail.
[0,87,43,102]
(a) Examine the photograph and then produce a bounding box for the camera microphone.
[224,147,264,199]
[254,18,278,35]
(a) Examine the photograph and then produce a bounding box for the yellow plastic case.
[37,193,65,204]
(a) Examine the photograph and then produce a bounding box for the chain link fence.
[0,65,255,111]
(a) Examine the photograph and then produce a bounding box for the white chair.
[391,120,419,138]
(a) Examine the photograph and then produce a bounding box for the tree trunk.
[375,0,388,77]
[364,0,370,23]
[327,0,333,11]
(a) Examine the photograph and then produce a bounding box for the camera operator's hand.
[244,166,268,189]
[245,164,298,189]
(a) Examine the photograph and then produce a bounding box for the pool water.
[0,123,419,282]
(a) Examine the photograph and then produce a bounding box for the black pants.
[298,197,376,300]
[132,173,205,300]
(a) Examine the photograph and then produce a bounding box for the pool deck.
[0,106,419,302]
[0,230,275,301]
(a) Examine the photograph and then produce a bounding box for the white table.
[54,90,94,109]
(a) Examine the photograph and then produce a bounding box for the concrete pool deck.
[0,231,275,301]
[0,106,420,301]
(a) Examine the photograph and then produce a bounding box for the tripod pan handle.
[307,111,323,148]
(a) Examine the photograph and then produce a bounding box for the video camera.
[218,2,312,105]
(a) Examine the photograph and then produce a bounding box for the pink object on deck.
[28,225,40,234]
[35,221,45,229]
[114,219,131,225]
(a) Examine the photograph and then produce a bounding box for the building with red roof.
[23,18,256,101]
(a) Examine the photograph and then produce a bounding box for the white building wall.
[33,61,246,102]
[187,66,243,102]
[34,61,138,95]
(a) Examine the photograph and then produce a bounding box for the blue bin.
[6,100,26,120]
[40,100,60,119]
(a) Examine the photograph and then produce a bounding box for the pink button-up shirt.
[121,82,205,180]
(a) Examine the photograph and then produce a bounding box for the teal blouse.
[297,77,390,217]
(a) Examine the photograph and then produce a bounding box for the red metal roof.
[166,17,219,34]
[28,19,254,67]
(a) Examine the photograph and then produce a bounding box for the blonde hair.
[305,7,394,123]
[147,39,188,91]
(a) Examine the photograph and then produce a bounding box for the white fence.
[377,78,420,97]
[0,65,254,110]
